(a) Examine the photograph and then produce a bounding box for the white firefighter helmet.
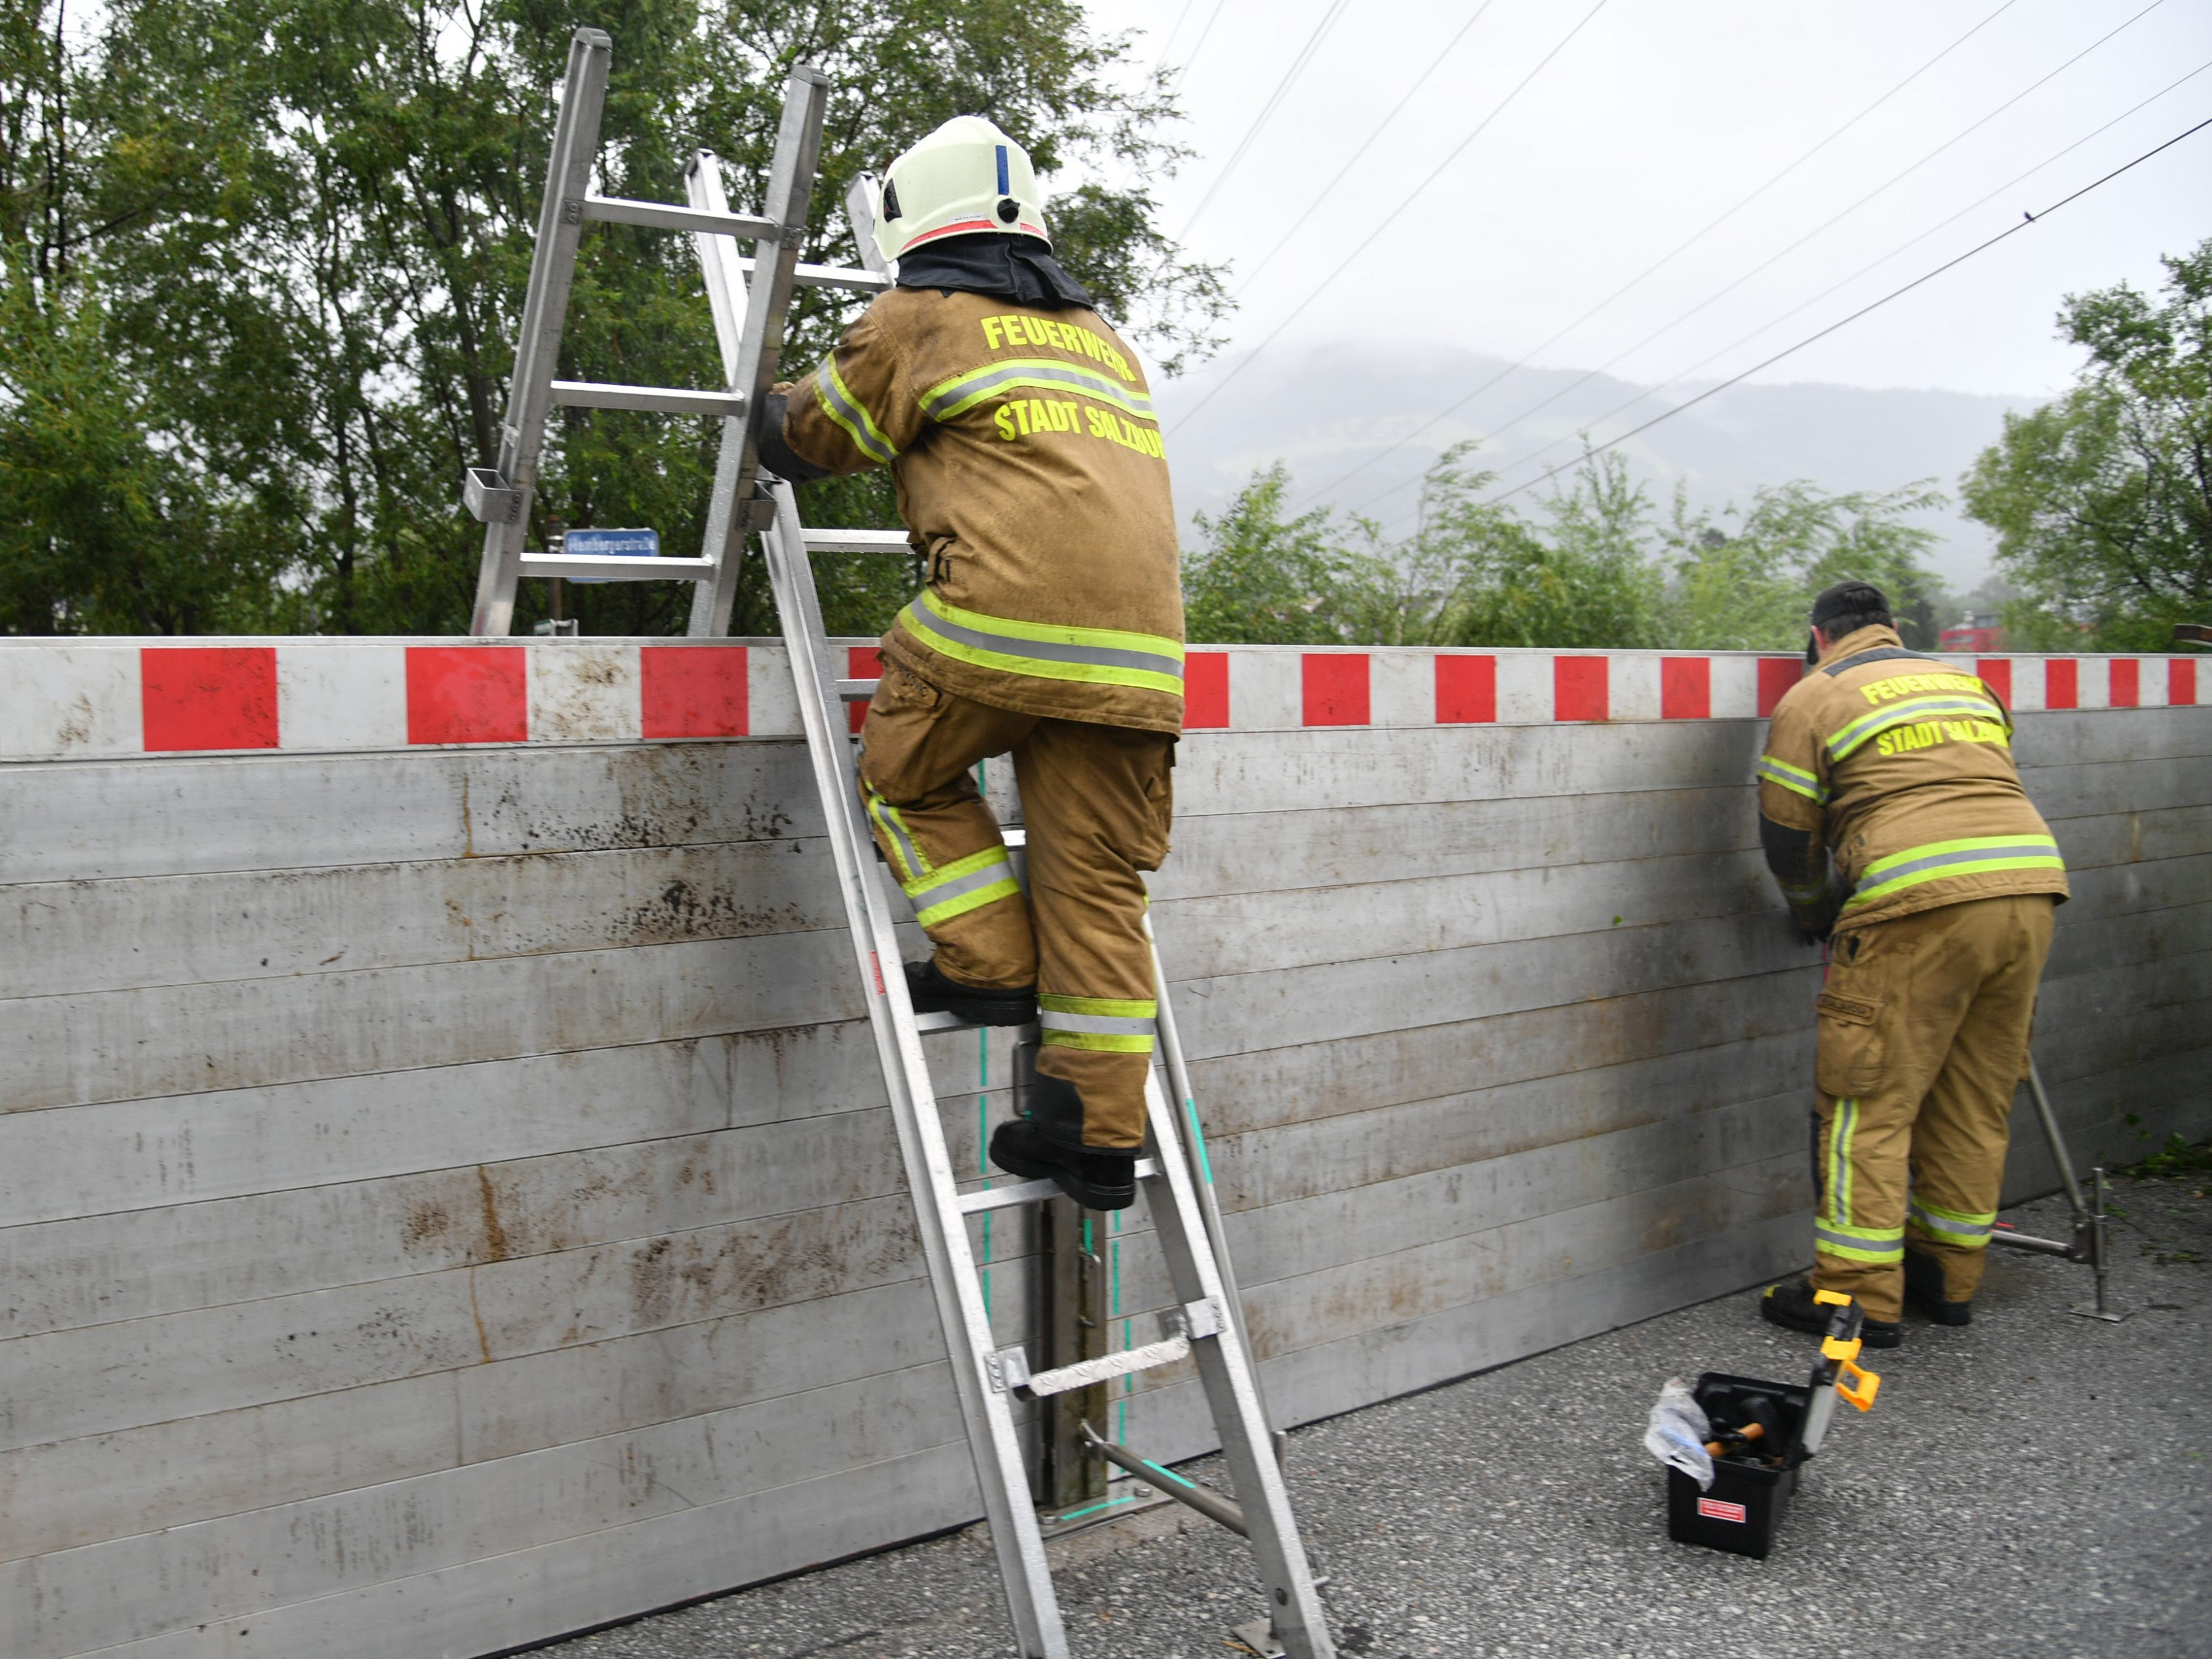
[871,115,1049,265]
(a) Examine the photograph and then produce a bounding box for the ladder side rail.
[470,27,614,636]
[755,480,1066,1658]
[1139,1068,1336,1659]
[686,152,750,386]
[1144,917,1283,1456]
[681,149,756,638]
[688,66,831,638]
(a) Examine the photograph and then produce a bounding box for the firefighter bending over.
[757,116,1180,1212]
[1755,582,2069,1347]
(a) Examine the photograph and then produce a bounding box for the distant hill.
[1151,340,2039,591]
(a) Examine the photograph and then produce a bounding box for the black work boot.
[903,956,1036,1027]
[1903,1247,1972,1326]
[1758,1275,1902,1350]
[988,1077,1137,1210]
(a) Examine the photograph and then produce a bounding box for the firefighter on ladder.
[1755,582,2071,1347]
[756,115,1179,1212]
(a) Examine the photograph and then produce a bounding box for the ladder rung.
[836,678,877,702]
[550,380,747,418]
[957,1157,1159,1213]
[1013,1333,1189,1397]
[735,255,891,294]
[804,529,913,554]
[517,554,717,582]
[583,193,778,240]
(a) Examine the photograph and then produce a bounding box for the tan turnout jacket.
[1758,625,2071,932]
[779,287,1184,733]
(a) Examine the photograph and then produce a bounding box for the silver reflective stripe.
[907,601,1184,683]
[819,367,896,462]
[911,857,1015,907]
[1830,696,2004,757]
[1908,1201,1993,1240]
[1039,1010,1157,1038]
[866,791,927,881]
[1863,842,2056,888]
[922,360,1155,421]
[1815,1224,1903,1258]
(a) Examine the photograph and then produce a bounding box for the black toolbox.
[1665,1371,1812,1560]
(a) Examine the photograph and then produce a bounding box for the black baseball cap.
[1810,581,1890,629]
[1806,581,1891,662]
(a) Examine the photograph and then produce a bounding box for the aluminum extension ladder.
[466,28,1334,1658]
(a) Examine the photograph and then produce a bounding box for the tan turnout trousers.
[857,658,1174,1150]
[1811,892,2056,1321]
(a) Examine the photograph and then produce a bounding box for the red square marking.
[1301,653,1370,726]
[406,646,527,745]
[1554,656,1608,722]
[2172,658,2198,706]
[1435,655,1496,723]
[1660,657,1710,720]
[1184,651,1230,729]
[140,647,279,752]
[2045,658,2078,710]
[847,646,882,734]
[2108,657,2139,707]
[1697,1497,1748,1524]
[1976,658,2011,705]
[641,645,748,739]
[1757,657,1803,716]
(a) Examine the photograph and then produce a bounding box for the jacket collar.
[1815,623,1905,669]
[894,233,1096,309]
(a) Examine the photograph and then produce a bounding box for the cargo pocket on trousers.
[1135,741,1175,872]
[1814,990,1885,1098]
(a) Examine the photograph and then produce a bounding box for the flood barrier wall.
[2,638,2206,1659]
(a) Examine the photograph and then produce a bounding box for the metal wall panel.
[2,700,2205,1659]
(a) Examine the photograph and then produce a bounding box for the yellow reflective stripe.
[1830,693,2006,759]
[815,360,897,463]
[865,787,928,883]
[1826,1098,1858,1229]
[922,358,1157,424]
[1039,995,1157,1019]
[1040,1028,1156,1053]
[900,591,1184,697]
[1815,1225,1905,1264]
[1757,755,1825,802]
[905,845,1021,928]
[1908,1197,1997,1245]
[1843,835,2065,910]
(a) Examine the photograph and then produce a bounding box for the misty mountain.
[1150,340,2039,591]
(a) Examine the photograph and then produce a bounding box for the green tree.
[0,0,1227,637]
[1669,479,1948,650]
[1442,448,1666,649]
[1182,461,1385,644]
[1962,240,2212,649]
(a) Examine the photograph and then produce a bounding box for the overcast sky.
[1075,0,2212,411]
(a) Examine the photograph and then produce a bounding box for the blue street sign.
[554,528,660,582]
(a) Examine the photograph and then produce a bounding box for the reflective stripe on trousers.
[1908,1196,1997,1248]
[1819,1098,1905,1264]
[1039,993,1157,1053]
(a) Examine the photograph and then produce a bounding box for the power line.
[1285,0,2025,509]
[1438,0,2169,496]
[1475,115,2212,509]
[1178,0,1354,240]
[1167,0,1614,436]
[1451,58,2212,511]
[1152,0,1200,72]
[1232,2,1499,294]
[1167,0,1231,92]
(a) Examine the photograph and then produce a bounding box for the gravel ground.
[539,1172,2211,1659]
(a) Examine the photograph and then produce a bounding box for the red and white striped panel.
[0,642,2198,761]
